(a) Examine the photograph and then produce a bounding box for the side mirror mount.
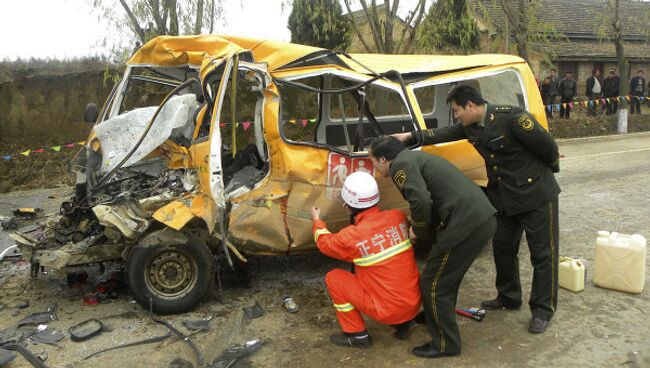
[84,103,99,124]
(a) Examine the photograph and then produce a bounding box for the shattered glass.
[94,94,199,174]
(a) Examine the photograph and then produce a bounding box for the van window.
[413,85,436,114]
[277,72,415,153]
[474,70,525,108]
[217,66,268,194]
[118,67,199,114]
[279,76,321,143]
[413,69,525,128]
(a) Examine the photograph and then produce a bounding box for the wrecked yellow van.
[13,35,545,313]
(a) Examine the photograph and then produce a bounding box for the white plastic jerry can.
[593,231,647,294]
[558,257,586,292]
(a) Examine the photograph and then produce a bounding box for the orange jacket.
[313,207,421,323]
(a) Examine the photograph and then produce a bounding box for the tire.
[126,238,214,314]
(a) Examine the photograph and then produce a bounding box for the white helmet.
[341,171,380,209]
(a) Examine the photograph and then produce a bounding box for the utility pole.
[613,0,628,134]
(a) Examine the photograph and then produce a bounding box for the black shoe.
[330,331,371,348]
[480,298,521,310]
[412,342,459,358]
[392,320,418,340]
[528,317,549,334]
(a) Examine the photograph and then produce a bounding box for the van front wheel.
[126,239,214,314]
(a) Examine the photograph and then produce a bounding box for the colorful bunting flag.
[2,95,645,163]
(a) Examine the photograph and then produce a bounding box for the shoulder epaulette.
[494,106,512,113]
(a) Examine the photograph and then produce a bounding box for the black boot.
[528,317,549,334]
[412,342,460,358]
[330,331,371,348]
[480,297,521,310]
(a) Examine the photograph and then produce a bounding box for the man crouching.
[311,171,421,348]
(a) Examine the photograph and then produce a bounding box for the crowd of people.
[539,68,648,118]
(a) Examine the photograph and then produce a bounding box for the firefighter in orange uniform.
[311,171,421,348]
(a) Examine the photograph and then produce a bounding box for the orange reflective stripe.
[353,239,412,266]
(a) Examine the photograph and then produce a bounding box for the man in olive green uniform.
[395,84,560,334]
[369,136,496,359]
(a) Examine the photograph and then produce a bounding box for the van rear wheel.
[126,239,214,314]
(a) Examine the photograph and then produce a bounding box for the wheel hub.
[145,250,197,298]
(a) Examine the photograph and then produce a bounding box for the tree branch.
[395,2,417,53]
[396,0,425,54]
[209,0,215,33]
[168,0,179,35]
[360,0,385,52]
[498,0,514,26]
[384,0,397,53]
[344,0,374,53]
[120,0,146,43]
[147,0,166,35]
[194,0,204,34]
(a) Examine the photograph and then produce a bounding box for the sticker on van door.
[328,153,351,188]
[352,157,374,176]
[326,153,375,200]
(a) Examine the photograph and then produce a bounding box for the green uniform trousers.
[493,197,559,320]
[420,216,497,354]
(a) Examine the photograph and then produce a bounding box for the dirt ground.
[1,133,649,368]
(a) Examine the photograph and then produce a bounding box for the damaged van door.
[124,56,242,314]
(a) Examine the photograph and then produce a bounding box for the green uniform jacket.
[410,103,560,215]
[390,150,496,251]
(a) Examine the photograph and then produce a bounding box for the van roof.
[128,35,525,75]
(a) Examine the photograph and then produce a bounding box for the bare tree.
[93,0,224,46]
[594,0,645,132]
[481,0,563,63]
[342,0,427,54]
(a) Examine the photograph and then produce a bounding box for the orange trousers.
[325,269,417,333]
